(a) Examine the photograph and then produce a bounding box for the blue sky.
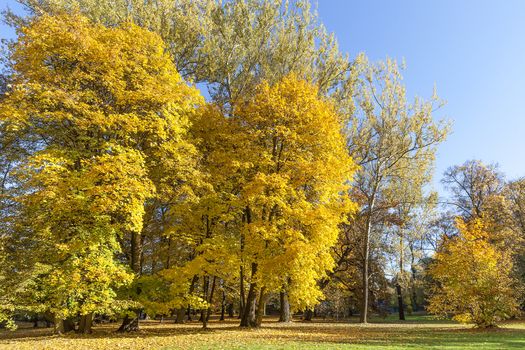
[2,0,525,191]
[317,0,525,187]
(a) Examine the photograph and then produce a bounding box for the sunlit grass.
[1,315,524,349]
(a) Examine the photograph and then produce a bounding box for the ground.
[1,315,525,349]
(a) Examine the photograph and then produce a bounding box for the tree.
[0,13,202,332]
[506,178,525,237]
[8,1,358,325]
[348,56,449,323]
[442,160,504,220]
[228,74,357,327]
[11,0,354,108]
[428,217,521,328]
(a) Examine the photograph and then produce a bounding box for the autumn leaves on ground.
[1,0,525,349]
[3,317,525,349]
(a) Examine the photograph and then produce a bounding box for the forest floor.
[1,315,525,349]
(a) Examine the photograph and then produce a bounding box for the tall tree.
[0,13,202,332]
[348,56,448,323]
[229,74,357,327]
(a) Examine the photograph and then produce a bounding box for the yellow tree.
[0,13,202,332]
[428,217,521,328]
[229,74,357,327]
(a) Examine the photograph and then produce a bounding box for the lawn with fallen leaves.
[1,315,525,349]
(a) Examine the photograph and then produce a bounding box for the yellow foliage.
[231,74,358,309]
[0,13,202,319]
[427,217,521,327]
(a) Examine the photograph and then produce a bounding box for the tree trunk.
[118,231,142,332]
[200,276,209,328]
[240,264,258,327]
[117,313,139,332]
[220,290,226,321]
[360,220,371,323]
[227,303,234,318]
[410,251,419,312]
[185,274,199,322]
[165,236,172,269]
[44,312,53,328]
[53,317,64,334]
[396,283,405,320]
[78,313,93,334]
[201,310,207,329]
[304,309,313,321]
[205,276,217,323]
[186,306,192,321]
[278,291,292,322]
[411,287,418,313]
[239,262,245,319]
[54,317,76,334]
[175,308,186,324]
[255,288,267,327]
[360,196,375,324]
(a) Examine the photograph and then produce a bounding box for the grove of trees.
[0,0,523,333]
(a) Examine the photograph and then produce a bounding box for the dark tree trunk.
[220,291,226,321]
[239,209,248,319]
[54,317,76,334]
[117,313,139,332]
[278,291,292,322]
[200,276,209,328]
[64,318,76,332]
[304,309,313,321]
[411,288,418,312]
[165,236,172,269]
[44,312,53,328]
[185,274,199,322]
[240,264,258,327]
[239,264,245,319]
[396,283,405,321]
[78,313,93,334]
[255,288,267,327]
[410,259,419,312]
[205,276,217,323]
[118,231,143,332]
[175,308,186,324]
[200,310,207,329]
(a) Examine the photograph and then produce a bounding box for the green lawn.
[1,315,524,349]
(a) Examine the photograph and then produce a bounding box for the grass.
[1,315,525,349]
